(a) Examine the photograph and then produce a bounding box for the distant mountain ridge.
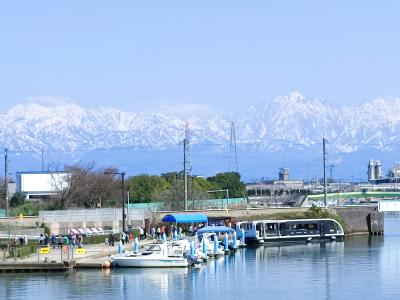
[2,92,400,154]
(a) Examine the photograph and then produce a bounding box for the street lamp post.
[104,171,126,232]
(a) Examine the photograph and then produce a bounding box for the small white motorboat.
[110,241,189,268]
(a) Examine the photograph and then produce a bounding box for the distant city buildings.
[247,167,304,192]
[368,160,400,184]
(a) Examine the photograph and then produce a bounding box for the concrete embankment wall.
[329,206,384,235]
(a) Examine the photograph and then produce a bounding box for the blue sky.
[1,1,400,115]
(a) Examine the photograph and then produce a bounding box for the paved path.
[3,239,154,263]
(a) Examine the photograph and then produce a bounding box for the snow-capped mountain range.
[2,91,400,154]
[2,91,400,180]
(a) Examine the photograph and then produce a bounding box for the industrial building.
[368,159,383,182]
[274,168,304,189]
[368,160,400,184]
[16,171,70,199]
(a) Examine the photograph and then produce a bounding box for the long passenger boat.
[235,218,344,244]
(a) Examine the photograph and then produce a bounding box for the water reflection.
[1,216,400,300]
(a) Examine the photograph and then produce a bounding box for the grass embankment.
[237,206,347,232]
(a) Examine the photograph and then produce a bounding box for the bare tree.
[52,163,121,209]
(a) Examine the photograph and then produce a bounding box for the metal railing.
[39,208,151,223]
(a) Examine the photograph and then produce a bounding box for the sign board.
[76,248,86,254]
[40,247,50,254]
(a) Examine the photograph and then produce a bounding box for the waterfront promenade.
[0,239,153,271]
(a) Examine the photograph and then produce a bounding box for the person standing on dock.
[125,231,129,244]
[120,231,126,245]
[139,227,144,240]
[156,227,161,239]
[38,234,44,246]
[109,232,115,247]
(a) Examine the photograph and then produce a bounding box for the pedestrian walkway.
[3,239,153,263]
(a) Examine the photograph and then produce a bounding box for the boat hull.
[111,256,189,268]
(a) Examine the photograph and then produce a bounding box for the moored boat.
[110,241,189,268]
[236,218,344,244]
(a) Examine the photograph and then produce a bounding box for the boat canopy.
[162,213,208,224]
[197,226,233,234]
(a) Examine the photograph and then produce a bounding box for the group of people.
[10,235,28,246]
[107,226,146,247]
[150,225,185,240]
[39,233,84,248]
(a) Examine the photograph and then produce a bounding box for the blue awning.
[162,213,208,224]
[197,226,233,234]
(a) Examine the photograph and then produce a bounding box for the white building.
[16,171,70,199]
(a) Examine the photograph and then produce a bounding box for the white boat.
[197,232,226,256]
[110,241,189,268]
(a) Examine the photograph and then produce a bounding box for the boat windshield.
[144,245,162,252]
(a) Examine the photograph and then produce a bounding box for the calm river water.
[1,214,400,300]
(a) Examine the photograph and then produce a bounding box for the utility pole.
[183,122,191,211]
[104,171,126,232]
[323,138,327,207]
[184,137,188,211]
[121,172,125,232]
[4,148,8,217]
[126,191,130,227]
[229,121,239,173]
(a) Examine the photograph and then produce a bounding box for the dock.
[0,261,72,272]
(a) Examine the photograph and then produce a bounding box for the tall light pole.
[126,191,130,227]
[4,148,8,217]
[184,137,188,210]
[104,171,126,232]
[323,138,327,207]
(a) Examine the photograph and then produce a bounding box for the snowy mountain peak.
[2,94,400,155]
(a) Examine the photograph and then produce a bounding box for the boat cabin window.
[306,223,318,230]
[335,221,342,232]
[239,223,252,230]
[265,223,279,236]
[266,223,277,230]
[327,220,342,233]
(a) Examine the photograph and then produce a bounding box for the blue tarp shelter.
[162,213,208,224]
[197,226,233,234]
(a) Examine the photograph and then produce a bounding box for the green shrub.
[10,203,39,216]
